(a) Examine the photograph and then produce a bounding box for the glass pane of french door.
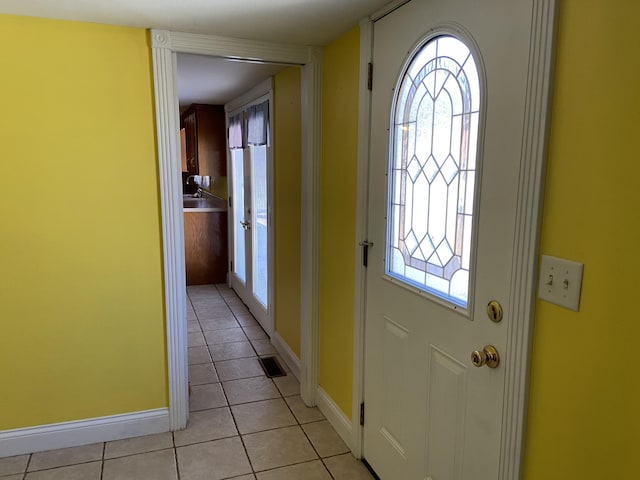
[251,145,268,307]
[231,148,246,283]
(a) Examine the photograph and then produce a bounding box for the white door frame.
[350,2,558,478]
[150,30,322,430]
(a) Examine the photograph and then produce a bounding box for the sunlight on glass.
[251,145,268,307]
[232,149,246,283]
[387,35,481,307]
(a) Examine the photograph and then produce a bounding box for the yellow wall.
[0,16,167,430]
[319,27,360,417]
[273,67,302,357]
[523,1,640,478]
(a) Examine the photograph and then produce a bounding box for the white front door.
[363,0,540,478]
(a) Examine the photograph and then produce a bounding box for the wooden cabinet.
[181,104,226,178]
[184,211,228,285]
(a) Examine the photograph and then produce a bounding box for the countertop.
[183,194,227,213]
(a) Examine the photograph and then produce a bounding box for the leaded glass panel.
[386,35,481,307]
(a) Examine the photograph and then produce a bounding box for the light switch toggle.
[538,255,584,311]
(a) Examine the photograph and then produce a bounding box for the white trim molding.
[299,46,323,408]
[316,387,353,452]
[272,332,301,380]
[0,409,169,458]
[150,30,322,428]
[351,0,558,477]
[499,1,559,479]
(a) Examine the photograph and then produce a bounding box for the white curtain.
[228,113,244,149]
[247,101,269,146]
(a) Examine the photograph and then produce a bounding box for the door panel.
[229,142,272,334]
[363,0,535,478]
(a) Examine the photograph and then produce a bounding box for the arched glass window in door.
[387,35,481,307]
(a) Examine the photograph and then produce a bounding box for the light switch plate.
[538,255,584,311]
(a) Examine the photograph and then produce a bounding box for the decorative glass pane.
[387,35,481,307]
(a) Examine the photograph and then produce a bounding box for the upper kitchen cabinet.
[180,104,226,178]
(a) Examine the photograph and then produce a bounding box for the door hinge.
[228,196,232,207]
[230,261,233,271]
[359,241,374,267]
[367,63,373,91]
[360,402,365,426]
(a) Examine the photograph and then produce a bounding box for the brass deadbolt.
[487,300,503,323]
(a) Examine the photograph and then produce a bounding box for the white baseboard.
[272,331,301,380]
[0,408,169,458]
[316,386,353,452]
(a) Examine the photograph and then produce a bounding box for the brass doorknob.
[471,345,500,368]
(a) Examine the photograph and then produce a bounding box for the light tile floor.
[1,284,375,480]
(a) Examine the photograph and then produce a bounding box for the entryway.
[356,0,557,478]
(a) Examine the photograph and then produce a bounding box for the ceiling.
[0,0,391,109]
[0,0,391,45]
[177,55,289,109]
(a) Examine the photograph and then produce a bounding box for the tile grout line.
[172,431,181,480]
[100,441,105,480]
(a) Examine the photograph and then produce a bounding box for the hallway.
[0,285,374,479]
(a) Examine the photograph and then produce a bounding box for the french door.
[228,109,273,335]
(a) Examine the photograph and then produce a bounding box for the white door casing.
[151,31,322,430]
[358,1,557,479]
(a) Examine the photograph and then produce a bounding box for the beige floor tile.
[284,395,325,424]
[188,346,211,365]
[195,305,234,320]
[189,362,218,385]
[242,426,317,472]
[242,326,268,340]
[187,321,201,332]
[231,398,297,434]
[104,432,173,459]
[302,420,349,457]
[323,454,376,480]
[189,383,227,411]
[103,449,176,480]
[177,437,251,480]
[174,407,237,447]
[199,316,240,331]
[223,296,245,306]
[204,328,248,345]
[229,304,250,316]
[209,341,256,361]
[273,375,299,397]
[187,311,198,322]
[1,475,23,480]
[228,475,255,480]
[0,455,29,476]
[187,331,206,347]
[250,339,277,356]
[235,315,259,327]
[223,376,280,405]
[25,461,102,480]
[255,460,332,480]
[215,357,264,381]
[28,443,102,471]
[190,296,226,306]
